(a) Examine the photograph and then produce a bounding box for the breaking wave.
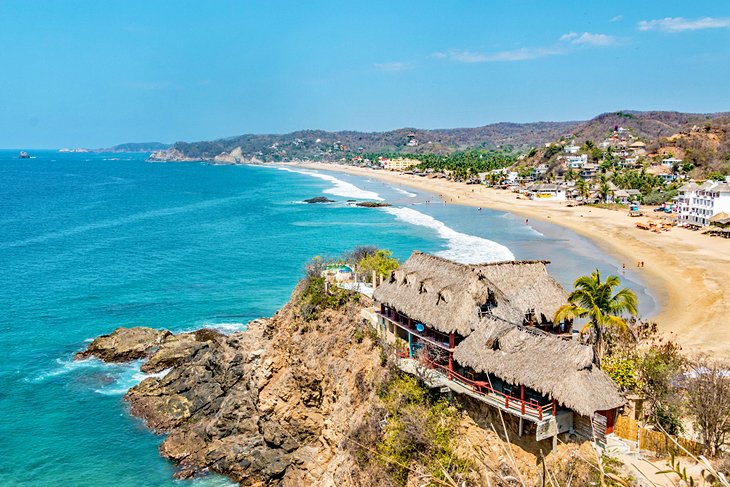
[382,207,514,264]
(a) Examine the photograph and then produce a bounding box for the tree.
[554,270,638,367]
[359,250,400,283]
[685,356,730,456]
[575,178,589,201]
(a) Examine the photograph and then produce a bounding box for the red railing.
[416,357,554,420]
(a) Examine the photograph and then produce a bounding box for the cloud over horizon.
[374,61,412,72]
[638,16,730,32]
[436,31,616,63]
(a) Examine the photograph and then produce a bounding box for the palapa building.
[372,252,624,444]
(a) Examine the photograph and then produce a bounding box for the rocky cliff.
[78,280,626,486]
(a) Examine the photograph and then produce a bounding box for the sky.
[0,0,729,148]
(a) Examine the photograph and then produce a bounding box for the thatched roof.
[453,321,625,416]
[373,252,568,336]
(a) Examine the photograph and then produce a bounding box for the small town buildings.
[371,252,625,444]
[677,179,730,227]
[381,157,421,171]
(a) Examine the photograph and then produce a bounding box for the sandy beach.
[297,162,730,358]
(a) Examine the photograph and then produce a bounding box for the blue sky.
[0,0,729,148]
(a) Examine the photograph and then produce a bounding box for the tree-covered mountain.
[148,111,730,163]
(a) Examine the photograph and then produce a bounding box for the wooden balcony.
[377,311,453,351]
[398,357,555,423]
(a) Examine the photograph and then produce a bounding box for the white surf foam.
[93,366,170,396]
[382,207,515,264]
[196,322,248,334]
[277,167,383,200]
[30,356,170,395]
[393,187,417,198]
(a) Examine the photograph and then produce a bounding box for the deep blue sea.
[0,150,656,486]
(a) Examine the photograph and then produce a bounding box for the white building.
[527,183,566,201]
[677,179,730,227]
[662,157,682,168]
[565,154,588,168]
[564,144,581,154]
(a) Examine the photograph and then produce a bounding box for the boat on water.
[18,151,30,159]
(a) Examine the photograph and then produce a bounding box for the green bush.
[376,374,470,485]
[299,276,349,321]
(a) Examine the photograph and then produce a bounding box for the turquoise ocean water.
[0,151,656,486]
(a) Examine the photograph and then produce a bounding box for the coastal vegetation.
[358,149,516,179]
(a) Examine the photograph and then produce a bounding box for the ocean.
[0,151,655,486]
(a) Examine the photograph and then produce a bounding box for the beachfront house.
[381,157,421,171]
[372,252,625,445]
[677,179,730,227]
[527,183,566,201]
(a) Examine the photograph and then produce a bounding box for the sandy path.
[295,162,730,358]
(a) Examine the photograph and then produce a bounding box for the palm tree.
[554,270,638,367]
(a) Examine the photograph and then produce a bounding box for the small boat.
[19,151,30,159]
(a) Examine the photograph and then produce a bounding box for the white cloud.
[569,32,618,46]
[434,31,616,64]
[560,32,578,41]
[374,61,411,72]
[638,16,730,32]
[437,46,565,63]
[610,15,623,23]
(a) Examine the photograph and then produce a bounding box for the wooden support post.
[449,331,455,349]
[519,418,524,437]
[448,352,453,380]
[552,399,557,417]
[408,332,412,358]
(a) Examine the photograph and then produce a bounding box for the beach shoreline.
[293,161,730,358]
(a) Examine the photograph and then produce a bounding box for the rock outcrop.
[75,327,171,362]
[80,284,387,485]
[147,148,204,162]
[303,196,335,204]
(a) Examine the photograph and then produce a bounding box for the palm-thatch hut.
[372,252,624,443]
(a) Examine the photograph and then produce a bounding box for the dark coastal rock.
[303,196,335,204]
[355,201,391,208]
[75,326,171,362]
[141,329,222,373]
[80,285,389,485]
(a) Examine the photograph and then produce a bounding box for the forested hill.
[149,111,730,162]
[158,122,582,161]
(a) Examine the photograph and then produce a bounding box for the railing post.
[505,396,509,409]
[539,408,542,421]
[521,401,525,415]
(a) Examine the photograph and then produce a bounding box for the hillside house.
[372,253,625,445]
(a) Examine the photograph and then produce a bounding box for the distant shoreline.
[291,161,730,358]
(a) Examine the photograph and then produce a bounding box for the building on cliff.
[371,252,625,446]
